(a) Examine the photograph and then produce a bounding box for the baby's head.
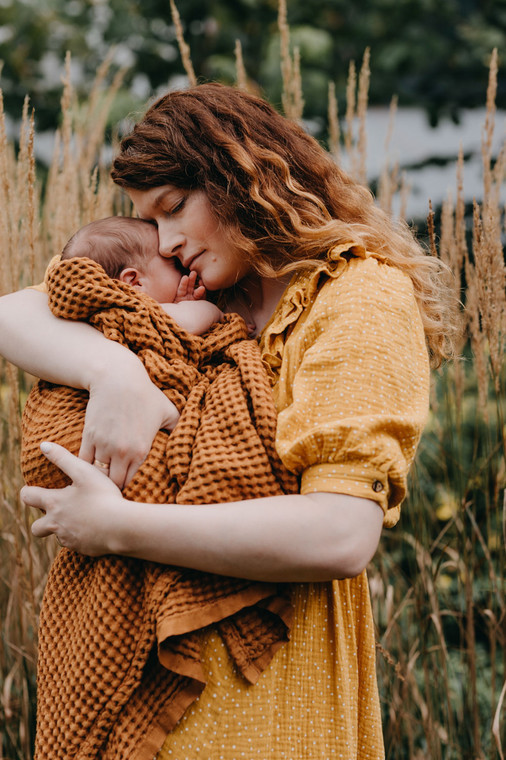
[62,216,183,304]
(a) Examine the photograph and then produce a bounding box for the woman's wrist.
[85,339,146,392]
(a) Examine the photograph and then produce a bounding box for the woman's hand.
[22,442,125,556]
[22,442,384,578]
[0,290,180,488]
[79,355,180,489]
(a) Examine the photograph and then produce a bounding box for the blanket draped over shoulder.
[21,258,299,760]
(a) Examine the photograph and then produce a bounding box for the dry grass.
[169,0,197,88]
[0,55,126,759]
[278,0,304,121]
[367,50,505,760]
[0,11,505,759]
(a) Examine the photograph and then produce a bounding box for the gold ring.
[93,458,111,470]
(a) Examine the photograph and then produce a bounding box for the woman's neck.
[226,273,292,336]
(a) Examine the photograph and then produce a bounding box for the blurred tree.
[0,0,504,133]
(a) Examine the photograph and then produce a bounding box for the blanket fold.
[21,257,298,760]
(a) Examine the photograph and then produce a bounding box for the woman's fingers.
[78,364,180,489]
[38,441,89,483]
[108,450,146,492]
[21,442,125,554]
[20,482,53,513]
[78,405,147,489]
[21,479,68,540]
[29,509,60,538]
[78,434,95,465]
[86,396,179,490]
[80,436,148,491]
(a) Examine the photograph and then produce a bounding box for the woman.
[1,83,451,758]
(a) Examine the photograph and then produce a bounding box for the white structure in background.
[6,106,505,223]
[358,107,505,221]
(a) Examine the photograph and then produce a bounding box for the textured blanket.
[21,257,298,760]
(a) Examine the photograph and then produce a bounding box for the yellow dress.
[157,245,430,759]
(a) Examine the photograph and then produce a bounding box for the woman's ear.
[118,267,143,288]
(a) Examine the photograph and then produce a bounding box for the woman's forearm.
[1,289,180,487]
[24,440,383,581]
[111,491,384,582]
[0,289,135,387]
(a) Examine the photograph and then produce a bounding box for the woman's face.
[127,185,252,291]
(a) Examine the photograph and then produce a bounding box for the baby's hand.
[174,270,206,302]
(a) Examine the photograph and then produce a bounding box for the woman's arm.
[0,289,109,385]
[22,443,383,582]
[0,289,180,486]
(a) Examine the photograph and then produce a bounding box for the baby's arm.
[161,270,223,335]
[160,300,223,335]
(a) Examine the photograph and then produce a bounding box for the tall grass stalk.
[369,50,505,760]
[0,58,124,759]
[234,39,248,91]
[278,0,304,121]
[169,0,197,87]
[0,15,504,760]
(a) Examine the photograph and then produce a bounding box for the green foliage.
[0,0,505,135]
[372,360,506,759]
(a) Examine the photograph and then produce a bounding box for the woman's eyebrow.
[152,188,174,207]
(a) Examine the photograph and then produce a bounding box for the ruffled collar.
[259,241,382,382]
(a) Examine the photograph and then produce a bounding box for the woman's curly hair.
[111,82,456,366]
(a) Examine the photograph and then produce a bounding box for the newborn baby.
[62,216,223,335]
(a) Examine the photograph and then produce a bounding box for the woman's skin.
[0,184,384,582]
[0,288,179,486]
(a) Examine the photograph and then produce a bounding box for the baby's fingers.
[192,284,206,300]
[174,274,190,302]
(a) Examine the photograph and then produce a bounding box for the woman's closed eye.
[163,196,187,217]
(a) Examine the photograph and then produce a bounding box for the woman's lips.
[188,250,204,271]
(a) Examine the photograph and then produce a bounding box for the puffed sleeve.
[273,255,430,526]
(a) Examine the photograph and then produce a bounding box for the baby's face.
[128,223,180,303]
[140,253,182,304]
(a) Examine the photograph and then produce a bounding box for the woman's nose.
[157,221,186,258]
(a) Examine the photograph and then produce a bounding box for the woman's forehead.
[128,184,180,210]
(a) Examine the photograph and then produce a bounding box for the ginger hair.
[62,217,157,280]
[112,82,455,366]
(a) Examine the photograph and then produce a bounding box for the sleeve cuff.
[300,462,402,527]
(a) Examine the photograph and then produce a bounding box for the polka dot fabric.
[262,247,430,527]
[157,248,430,759]
[158,581,384,759]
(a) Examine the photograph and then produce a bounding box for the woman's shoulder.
[324,252,417,307]
[260,248,421,380]
[293,250,417,324]
[263,247,418,338]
